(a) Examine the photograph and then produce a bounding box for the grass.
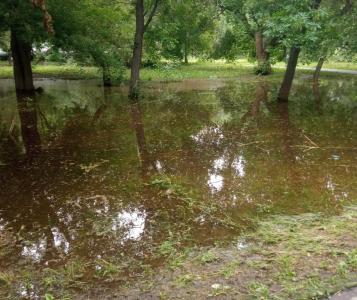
[117,205,357,299]
[274,60,357,71]
[1,59,356,83]
[1,205,357,299]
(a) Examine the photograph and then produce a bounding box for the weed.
[0,271,15,287]
[198,250,220,264]
[218,259,241,279]
[277,255,296,281]
[175,274,194,287]
[248,282,271,299]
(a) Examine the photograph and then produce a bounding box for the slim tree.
[221,0,276,75]
[277,0,322,101]
[129,0,159,99]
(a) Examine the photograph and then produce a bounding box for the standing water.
[0,77,356,298]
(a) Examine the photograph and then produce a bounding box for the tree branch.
[144,0,159,31]
[341,0,353,15]
[30,0,54,34]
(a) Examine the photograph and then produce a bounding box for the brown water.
[0,77,356,298]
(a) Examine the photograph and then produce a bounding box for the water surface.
[0,76,356,297]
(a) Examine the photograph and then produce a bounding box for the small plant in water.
[209,283,231,297]
[248,282,271,299]
[175,274,194,287]
[198,250,219,264]
[218,259,241,279]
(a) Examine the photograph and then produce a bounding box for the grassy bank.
[1,60,356,83]
[0,61,256,81]
[116,206,357,300]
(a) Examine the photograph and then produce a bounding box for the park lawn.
[1,60,356,83]
[0,61,256,81]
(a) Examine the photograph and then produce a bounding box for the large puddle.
[0,77,356,297]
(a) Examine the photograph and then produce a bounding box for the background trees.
[145,0,217,64]
[0,0,355,101]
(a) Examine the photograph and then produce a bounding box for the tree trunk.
[277,47,300,102]
[16,92,41,157]
[312,57,325,83]
[184,47,188,64]
[102,65,112,87]
[131,102,158,175]
[312,82,322,114]
[7,51,12,65]
[184,34,189,64]
[255,31,271,75]
[10,29,34,92]
[129,0,145,100]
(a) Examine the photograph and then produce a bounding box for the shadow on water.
[0,77,356,297]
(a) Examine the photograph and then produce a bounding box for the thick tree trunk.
[16,92,41,157]
[129,0,145,100]
[277,47,300,102]
[312,57,325,83]
[255,31,271,75]
[102,65,112,87]
[10,30,34,92]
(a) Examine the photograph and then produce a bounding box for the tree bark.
[255,31,271,75]
[129,0,145,100]
[277,47,300,102]
[7,51,12,65]
[131,102,158,175]
[16,92,41,157]
[312,57,325,83]
[102,65,112,87]
[184,34,189,64]
[184,45,189,64]
[11,29,35,92]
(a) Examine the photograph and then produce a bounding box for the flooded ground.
[0,76,356,298]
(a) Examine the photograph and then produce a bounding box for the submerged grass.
[117,205,357,299]
[1,205,356,299]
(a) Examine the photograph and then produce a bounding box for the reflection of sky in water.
[208,157,225,192]
[21,239,47,262]
[112,209,146,241]
[191,126,224,145]
[207,155,246,193]
[208,174,224,192]
[0,218,5,231]
[156,160,163,171]
[232,155,245,177]
[326,176,336,192]
[51,227,70,254]
[18,282,38,299]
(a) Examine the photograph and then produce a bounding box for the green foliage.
[198,250,220,264]
[46,0,133,82]
[145,0,217,63]
[254,61,272,75]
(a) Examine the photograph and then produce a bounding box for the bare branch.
[144,0,159,31]
[30,0,54,34]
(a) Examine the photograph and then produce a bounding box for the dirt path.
[274,66,357,75]
[299,67,357,75]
